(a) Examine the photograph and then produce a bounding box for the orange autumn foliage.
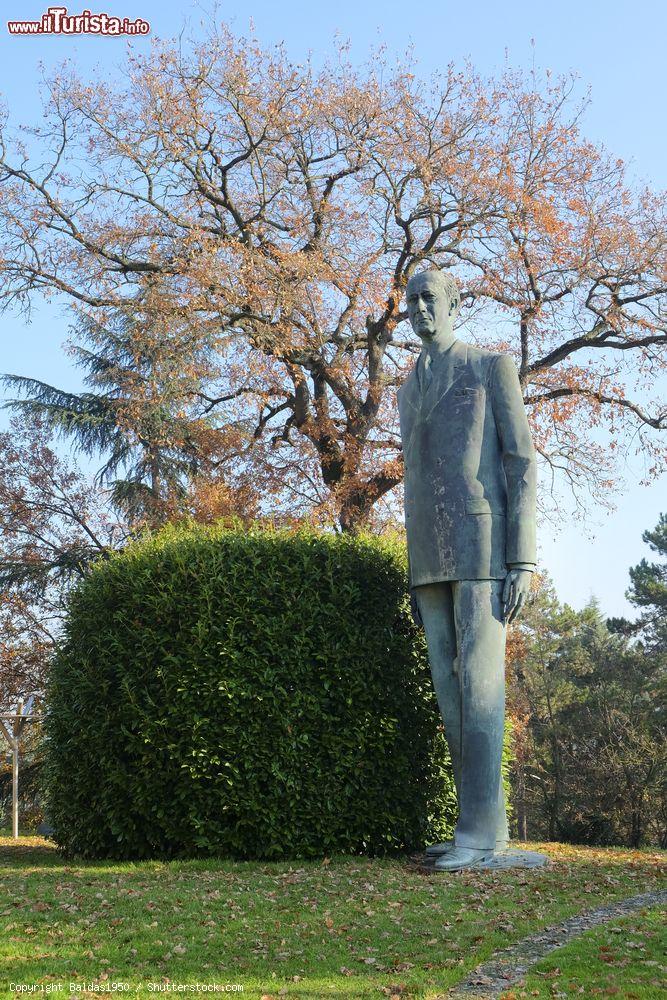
[0,23,664,530]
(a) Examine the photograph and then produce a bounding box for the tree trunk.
[339,501,372,534]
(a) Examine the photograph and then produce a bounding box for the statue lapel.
[423,340,469,419]
[398,362,421,415]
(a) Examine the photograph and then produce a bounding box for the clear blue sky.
[0,1,665,617]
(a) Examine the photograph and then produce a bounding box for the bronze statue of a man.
[397,268,537,871]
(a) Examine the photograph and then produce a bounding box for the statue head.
[406,268,460,343]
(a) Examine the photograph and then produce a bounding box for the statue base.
[420,847,548,871]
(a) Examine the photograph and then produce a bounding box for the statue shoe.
[432,847,493,871]
[425,839,507,856]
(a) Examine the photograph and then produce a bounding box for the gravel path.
[447,888,667,997]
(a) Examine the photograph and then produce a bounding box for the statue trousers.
[415,579,509,851]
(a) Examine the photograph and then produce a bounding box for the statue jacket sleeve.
[489,353,537,569]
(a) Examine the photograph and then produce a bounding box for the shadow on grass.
[1,835,663,868]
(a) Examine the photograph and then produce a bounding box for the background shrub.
[42,521,472,860]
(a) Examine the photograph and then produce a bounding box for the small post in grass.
[0,695,42,839]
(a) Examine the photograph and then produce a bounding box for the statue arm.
[490,354,537,568]
[491,354,537,621]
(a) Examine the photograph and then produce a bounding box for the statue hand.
[503,568,532,623]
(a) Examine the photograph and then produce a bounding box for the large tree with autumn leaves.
[0,23,665,531]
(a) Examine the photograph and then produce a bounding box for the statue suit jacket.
[397,338,537,585]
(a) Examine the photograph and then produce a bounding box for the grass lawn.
[0,836,664,1000]
[509,905,665,999]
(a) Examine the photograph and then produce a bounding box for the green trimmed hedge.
[43,522,500,860]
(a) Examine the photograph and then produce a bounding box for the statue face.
[406,273,452,340]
